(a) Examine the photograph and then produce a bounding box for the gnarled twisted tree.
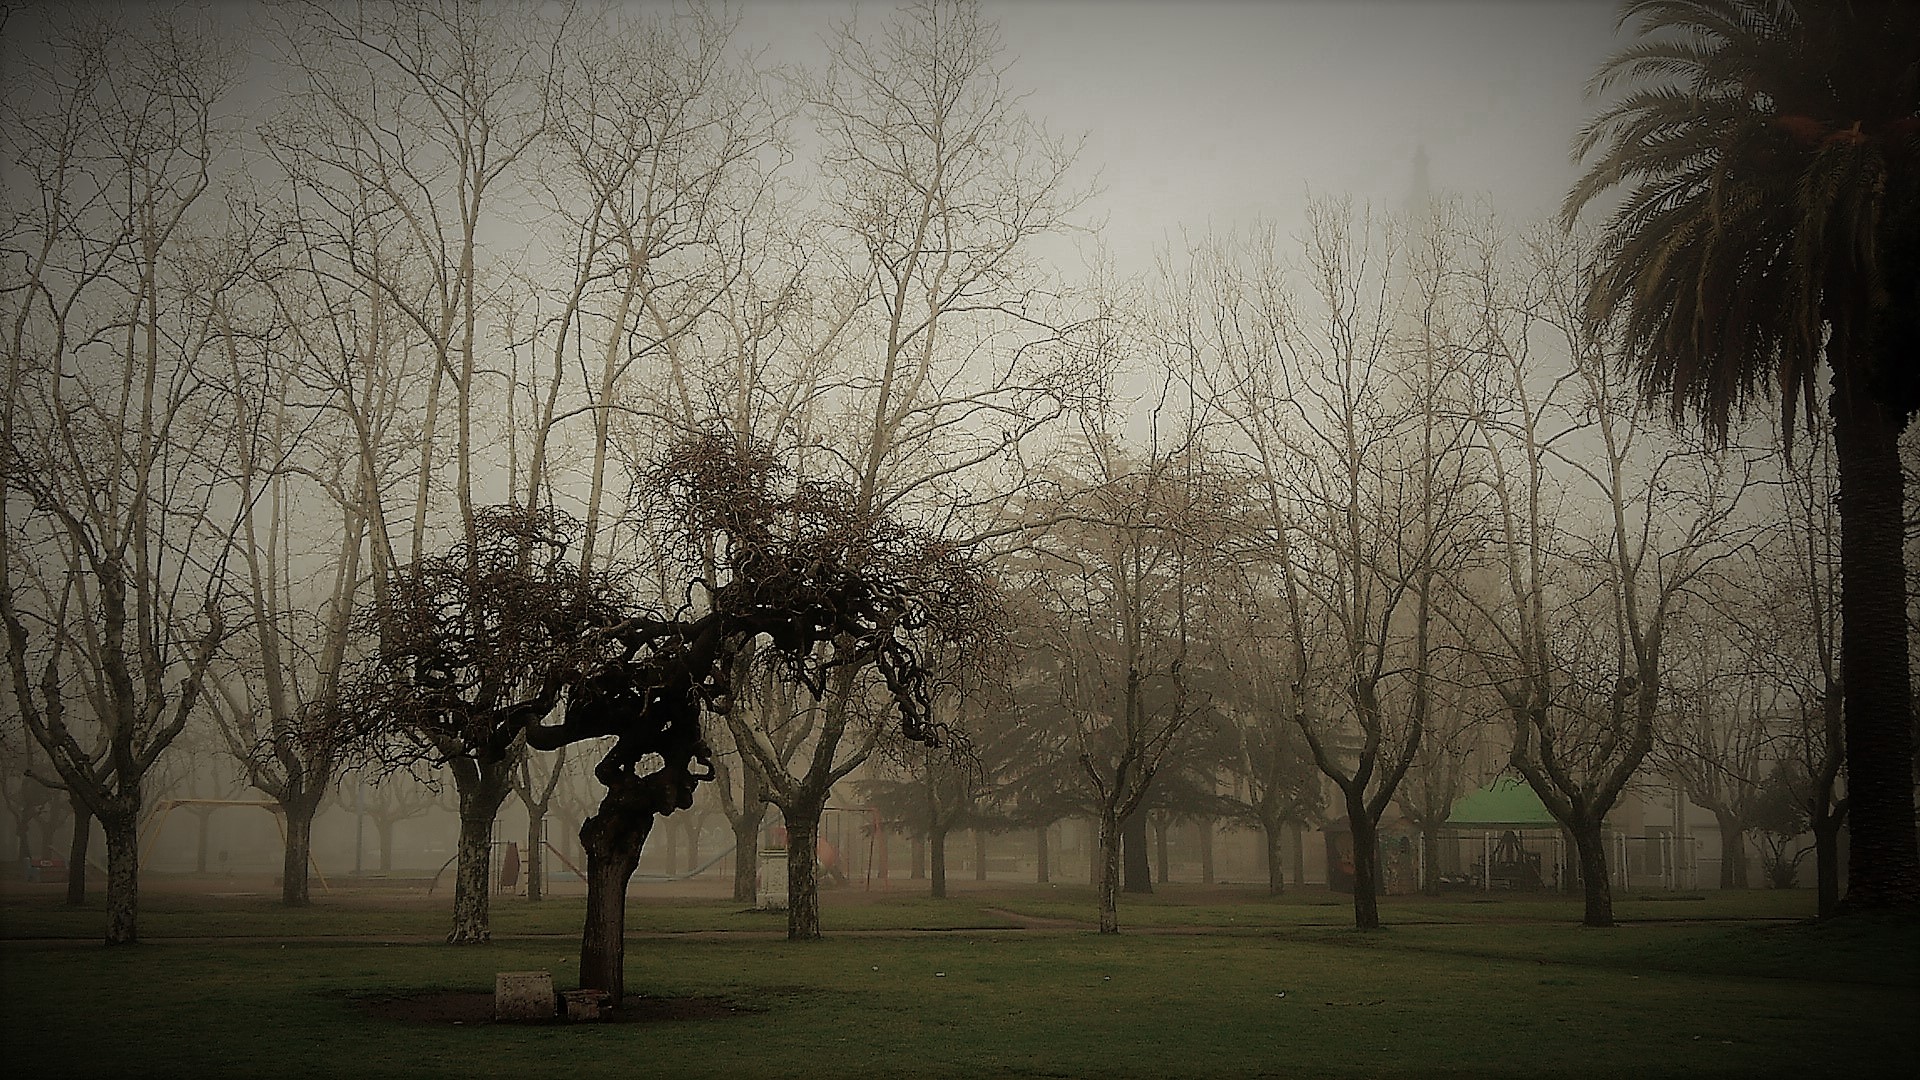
[479,434,995,1003]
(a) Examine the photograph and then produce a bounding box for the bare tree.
[1463,227,1752,927]
[1181,203,1483,928]
[271,0,561,944]
[711,0,1084,939]
[347,506,620,944]
[1656,618,1770,889]
[1738,411,1846,915]
[1212,642,1323,895]
[1,8,243,943]
[503,434,990,1003]
[507,743,566,902]
[1394,656,1494,897]
[334,768,440,874]
[1016,392,1226,933]
[0,725,60,862]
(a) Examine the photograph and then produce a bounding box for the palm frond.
[1570,0,1920,439]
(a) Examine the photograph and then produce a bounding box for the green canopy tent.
[1443,778,1563,891]
[1446,778,1558,829]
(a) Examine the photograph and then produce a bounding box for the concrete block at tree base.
[494,971,555,1021]
[757,848,789,910]
[561,989,609,1022]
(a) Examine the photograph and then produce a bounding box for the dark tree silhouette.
[1567,0,1920,910]
[478,434,992,1007]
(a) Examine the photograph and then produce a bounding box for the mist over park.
[2,2,1916,1077]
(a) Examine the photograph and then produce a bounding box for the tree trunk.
[1420,824,1442,896]
[1714,809,1749,889]
[525,811,545,903]
[35,803,61,861]
[101,810,139,946]
[1121,808,1152,895]
[1153,818,1170,885]
[929,825,948,899]
[1097,810,1121,934]
[1287,820,1305,888]
[1348,809,1381,931]
[448,807,495,944]
[65,799,90,907]
[786,812,822,941]
[1814,815,1844,919]
[375,818,395,873]
[447,761,510,944]
[1199,820,1215,885]
[578,798,652,1009]
[658,821,678,876]
[730,803,763,904]
[1263,820,1286,896]
[1034,825,1050,884]
[449,810,494,943]
[1571,822,1615,927]
[281,799,317,908]
[1088,819,1100,886]
[973,829,988,882]
[1830,390,1920,909]
[910,833,925,880]
[1560,827,1580,894]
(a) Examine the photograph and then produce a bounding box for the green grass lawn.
[2,885,1913,1078]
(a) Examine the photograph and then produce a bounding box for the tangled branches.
[342,506,626,768]
[647,431,1004,746]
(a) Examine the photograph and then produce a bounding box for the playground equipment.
[428,838,588,895]
[633,843,737,883]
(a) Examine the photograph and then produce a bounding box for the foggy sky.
[740,0,1624,271]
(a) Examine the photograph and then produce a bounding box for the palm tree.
[1566,0,1920,911]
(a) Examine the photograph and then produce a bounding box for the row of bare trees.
[1,0,1085,958]
[3,2,1894,963]
[859,199,1854,933]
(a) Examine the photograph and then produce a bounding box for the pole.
[353,776,365,878]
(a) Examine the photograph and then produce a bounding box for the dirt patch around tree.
[358,990,759,1025]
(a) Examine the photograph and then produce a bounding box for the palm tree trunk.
[1831,390,1920,909]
